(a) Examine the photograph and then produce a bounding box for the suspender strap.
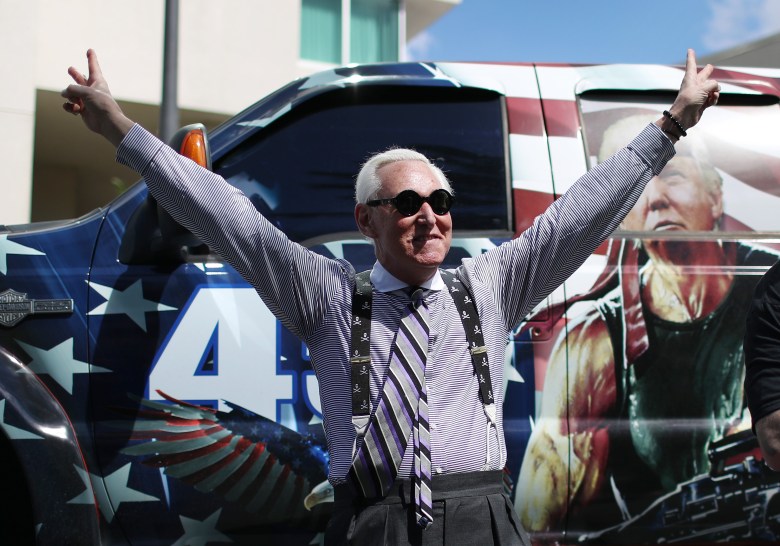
[440,270,498,470]
[351,270,373,418]
[439,270,495,408]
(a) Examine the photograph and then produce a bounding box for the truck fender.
[0,345,101,545]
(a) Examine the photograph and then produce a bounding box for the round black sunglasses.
[366,189,454,217]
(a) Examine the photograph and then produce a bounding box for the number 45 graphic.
[148,286,320,423]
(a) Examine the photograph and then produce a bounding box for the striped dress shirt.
[117,123,674,485]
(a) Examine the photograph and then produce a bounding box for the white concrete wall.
[33,0,301,114]
[178,1,302,114]
[3,0,304,224]
[1,0,36,224]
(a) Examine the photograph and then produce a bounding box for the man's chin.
[409,251,447,269]
[414,243,449,259]
[413,257,445,268]
[644,238,699,264]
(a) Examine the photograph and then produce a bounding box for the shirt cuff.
[627,123,676,176]
[115,123,166,175]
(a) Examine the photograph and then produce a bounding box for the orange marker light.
[179,129,208,168]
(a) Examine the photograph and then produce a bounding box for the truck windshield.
[214,86,510,244]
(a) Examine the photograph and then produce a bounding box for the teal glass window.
[301,0,399,63]
[351,0,399,63]
[301,0,342,63]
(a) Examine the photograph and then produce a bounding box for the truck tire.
[0,430,35,545]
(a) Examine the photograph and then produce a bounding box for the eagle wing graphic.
[113,391,330,521]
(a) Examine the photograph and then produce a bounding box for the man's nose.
[646,177,670,211]
[416,202,437,224]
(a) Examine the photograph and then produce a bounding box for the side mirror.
[118,124,212,265]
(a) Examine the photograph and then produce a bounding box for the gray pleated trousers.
[326,471,531,546]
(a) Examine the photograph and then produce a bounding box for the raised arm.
[61,50,348,340]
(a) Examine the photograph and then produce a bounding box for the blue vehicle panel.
[3,60,780,544]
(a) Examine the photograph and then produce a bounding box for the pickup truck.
[2,60,780,545]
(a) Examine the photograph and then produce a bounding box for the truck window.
[213,86,510,245]
[579,92,780,235]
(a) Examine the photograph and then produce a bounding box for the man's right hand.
[61,49,134,148]
[665,49,720,133]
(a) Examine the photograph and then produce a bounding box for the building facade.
[0,0,458,224]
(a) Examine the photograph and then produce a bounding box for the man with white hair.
[61,49,718,545]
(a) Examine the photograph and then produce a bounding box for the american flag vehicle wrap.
[1,60,780,544]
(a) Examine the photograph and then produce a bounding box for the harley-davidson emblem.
[0,289,73,327]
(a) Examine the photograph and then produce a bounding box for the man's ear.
[711,189,724,223]
[355,203,377,238]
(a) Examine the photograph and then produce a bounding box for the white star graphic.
[68,465,98,508]
[0,399,42,440]
[87,279,177,331]
[0,235,45,275]
[17,338,111,395]
[172,508,232,546]
[68,463,159,523]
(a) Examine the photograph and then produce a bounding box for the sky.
[406,0,780,65]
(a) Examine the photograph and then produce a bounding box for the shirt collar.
[370,261,445,293]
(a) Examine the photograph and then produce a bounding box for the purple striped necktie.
[349,287,434,529]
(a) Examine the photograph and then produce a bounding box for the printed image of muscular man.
[516,114,779,535]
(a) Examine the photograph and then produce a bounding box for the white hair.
[598,113,722,194]
[354,147,454,203]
